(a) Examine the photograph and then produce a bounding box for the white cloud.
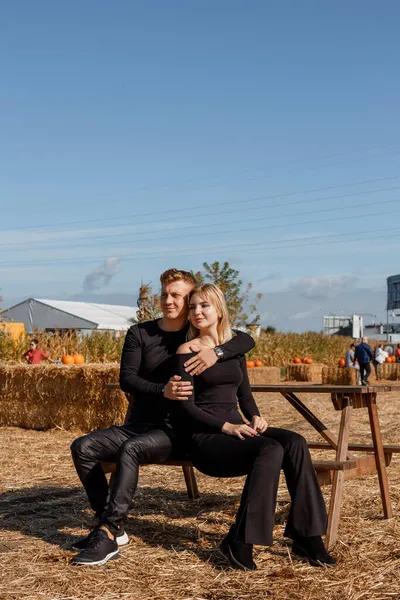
[289,275,358,301]
[82,257,121,292]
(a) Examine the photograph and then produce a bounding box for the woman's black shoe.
[291,536,336,567]
[219,535,257,571]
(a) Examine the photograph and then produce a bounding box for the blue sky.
[1,0,400,331]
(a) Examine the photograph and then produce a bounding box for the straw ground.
[0,389,399,600]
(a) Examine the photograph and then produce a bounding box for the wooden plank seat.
[308,441,400,486]
[100,456,358,501]
[101,458,200,500]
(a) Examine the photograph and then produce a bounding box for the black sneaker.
[71,527,129,551]
[71,529,119,566]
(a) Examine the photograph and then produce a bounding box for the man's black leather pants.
[71,424,174,533]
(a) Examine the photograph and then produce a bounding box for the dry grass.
[286,363,325,383]
[0,330,125,363]
[322,367,359,386]
[247,367,281,384]
[1,330,379,366]
[377,363,400,380]
[0,363,127,430]
[0,388,399,600]
[248,332,368,366]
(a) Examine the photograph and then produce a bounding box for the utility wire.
[5,195,400,253]
[2,180,400,247]
[2,224,400,268]
[2,174,399,233]
[12,146,400,216]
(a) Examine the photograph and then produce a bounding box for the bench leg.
[367,394,393,519]
[182,465,199,500]
[325,400,352,549]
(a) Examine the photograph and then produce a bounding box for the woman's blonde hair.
[188,283,233,344]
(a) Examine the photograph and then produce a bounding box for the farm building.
[1,298,138,334]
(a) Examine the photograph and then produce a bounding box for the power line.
[10,145,400,215]
[95,145,400,198]
[2,174,399,233]
[5,194,400,253]
[2,224,400,269]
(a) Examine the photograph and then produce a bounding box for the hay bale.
[286,363,325,383]
[248,366,281,384]
[0,363,127,432]
[376,362,400,380]
[322,366,359,385]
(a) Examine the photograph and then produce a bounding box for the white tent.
[2,298,138,333]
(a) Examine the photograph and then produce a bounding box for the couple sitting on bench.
[70,268,335,569]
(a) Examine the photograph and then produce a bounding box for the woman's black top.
[170,353,260,434]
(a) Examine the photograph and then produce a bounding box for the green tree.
[193,261,262,327]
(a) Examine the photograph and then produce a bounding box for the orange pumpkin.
[254,360,263,367]
[246,360,255,368]
[293,357,301,364]
[338,358,346,368]
[62,354,74,365]
[305,357,313,364]
[73,353,85,365]
[392,356,397,363]
[302,358,308,364]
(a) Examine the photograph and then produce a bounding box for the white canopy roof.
[34,299,137,330]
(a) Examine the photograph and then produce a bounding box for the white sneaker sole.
[73,549,119,566]
[116,531,129,546]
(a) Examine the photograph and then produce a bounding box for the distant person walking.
[374,344,388,376]
[354,337,373,386]
[345,344,359,370]
[23,339,57,364]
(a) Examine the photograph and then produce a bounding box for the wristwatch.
[214,346,224,360]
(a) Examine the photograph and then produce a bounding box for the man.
[354,337,373,386]
[345,344,358,369]
[23,339,57,364]
[70,268,255,566]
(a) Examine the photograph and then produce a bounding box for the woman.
[170,283,335,571]
[374,344,388,375]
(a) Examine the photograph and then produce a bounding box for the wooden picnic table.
[251,384,396,547]
[105,382,398,548]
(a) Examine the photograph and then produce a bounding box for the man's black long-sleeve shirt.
[119,319,255,425]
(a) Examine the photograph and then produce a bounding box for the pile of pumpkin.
[61,353,85,365]
[292,357,313,365]
[385,355,397,363]
[338,356,398,366]
[246,359,263,368]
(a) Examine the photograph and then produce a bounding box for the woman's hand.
[222,422,258,440]
[250,415,268,433]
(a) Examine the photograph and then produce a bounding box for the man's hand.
[250,415,268,434]
[184,345,218,376]
[221,422,258,440]
[163,375,193,401]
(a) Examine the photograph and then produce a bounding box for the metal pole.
[387,309,389,342]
